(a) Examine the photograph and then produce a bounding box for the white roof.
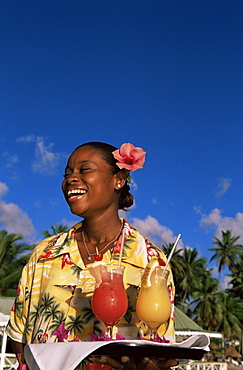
[0,312,9,326]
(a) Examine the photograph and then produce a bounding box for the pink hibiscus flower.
[112,143,146,171]
[53,322,69,342]
[91,332,125,341]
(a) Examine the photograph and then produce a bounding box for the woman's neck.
[80,216,122,245]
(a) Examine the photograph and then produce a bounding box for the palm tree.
[80,305,96,324]
[176,248,207,308]
[190,272,221,330]
[42,223,68,237]
[49,311,66,335]
[161,243,184,280]
[34,293,56,331]
[215,291,243,340]
[0,230,35,296]
[228,261,243,299]
[65,314,85,336]
[44,302,62,334]
[208,230,243,276]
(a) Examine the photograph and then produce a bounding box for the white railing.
[178,363,228,370]
[0,353,18,370]
[0,329,18,370]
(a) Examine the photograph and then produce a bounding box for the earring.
[117,184,121,188]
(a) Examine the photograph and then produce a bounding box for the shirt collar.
[38,222,83,262]
[37,219,152,269]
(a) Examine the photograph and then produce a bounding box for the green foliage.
[208,230,243,275]
[162,229,243,342]
[0,230,35,296]
[42,223,68,237]
[162,243,208,307]
[227,258,243,299]
[214,291,243,339]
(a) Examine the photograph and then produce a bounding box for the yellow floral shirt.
[6,219,175,345]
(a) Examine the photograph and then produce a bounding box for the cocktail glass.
[136,267,171,340]
[91,264,128,339]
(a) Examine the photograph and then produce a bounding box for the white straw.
[118,228,125,267]
[165,233,181,269]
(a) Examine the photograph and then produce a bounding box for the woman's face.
[62,146,119,219]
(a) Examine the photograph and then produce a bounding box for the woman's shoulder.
[29,222,83,261]
[28,233,66,261]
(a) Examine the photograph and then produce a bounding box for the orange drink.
[136,262,171,338]
[136,268,171,329]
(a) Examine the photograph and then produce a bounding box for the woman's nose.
[66,173,80,182]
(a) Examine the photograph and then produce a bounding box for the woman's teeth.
[67,189,87,198]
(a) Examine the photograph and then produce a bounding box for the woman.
[6,142,178,370]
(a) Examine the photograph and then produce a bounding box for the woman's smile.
[66,188,87,202]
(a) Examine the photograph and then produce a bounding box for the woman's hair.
[74,142,134,210]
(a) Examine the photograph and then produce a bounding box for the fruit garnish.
[141,258,159,288]
[141,257,167,288]
[88,262,107,285]
[158,257,166,266]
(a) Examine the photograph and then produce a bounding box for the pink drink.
[92,268,128,326]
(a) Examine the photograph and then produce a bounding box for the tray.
[91,341,207,360]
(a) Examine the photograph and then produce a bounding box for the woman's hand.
[89,355,179,370]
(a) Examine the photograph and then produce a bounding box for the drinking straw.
[165,233,182,269]
[118,228,126,267]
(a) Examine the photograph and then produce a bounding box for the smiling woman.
[6,141,177,370]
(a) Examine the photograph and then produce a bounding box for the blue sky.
[1,0,242,285]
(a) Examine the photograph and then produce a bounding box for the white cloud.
[3,152,19,167]
[215,178,231,198]
[32,138,60,175]
[199,208,243,243]
[17,135,63,175]
[130,181,138,191]
[17,135,36,143]
[60,218,78,229]
[130,215,183,248]
[220,275,232,290]
[0,183,8,197]
[0,182,36,240]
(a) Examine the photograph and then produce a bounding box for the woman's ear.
[114,171,127,190]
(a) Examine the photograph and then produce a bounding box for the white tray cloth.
[25,334,210,370]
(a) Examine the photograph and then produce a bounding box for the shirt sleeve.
[6,237,52,343]
[6,263,29,343]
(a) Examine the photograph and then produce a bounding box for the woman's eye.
[63,168,91,179]
[80,167,90,172]
[63,173,71,179]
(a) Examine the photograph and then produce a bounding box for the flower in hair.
[112,143,146,171]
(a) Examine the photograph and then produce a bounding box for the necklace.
[81,223,123,261]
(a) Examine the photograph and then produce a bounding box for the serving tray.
[91,341,207,360]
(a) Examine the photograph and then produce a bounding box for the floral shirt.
[6,219,175,346]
